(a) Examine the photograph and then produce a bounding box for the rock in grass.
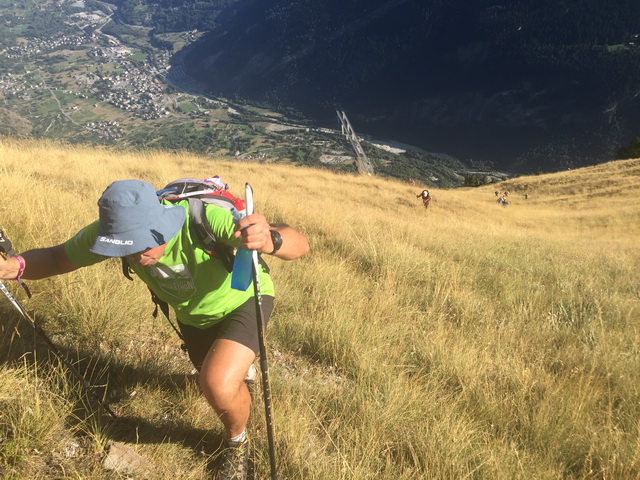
[103,442,155,477]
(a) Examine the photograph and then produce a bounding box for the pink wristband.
[13,255,25,281]
[13,255,31,298]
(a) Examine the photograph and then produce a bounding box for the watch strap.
[269,230,283,255]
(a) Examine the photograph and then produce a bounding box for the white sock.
[228,429,247,445]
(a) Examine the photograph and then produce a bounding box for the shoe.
[218,438,249,480]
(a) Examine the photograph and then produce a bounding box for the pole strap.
[12,255,32,298]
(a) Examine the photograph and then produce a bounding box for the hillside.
[0,139,639,479]
[179,0,640,173]
[3,1,639,180]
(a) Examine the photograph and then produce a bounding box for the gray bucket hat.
[90,180,186,257]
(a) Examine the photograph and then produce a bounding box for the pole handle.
[0,228,17,257]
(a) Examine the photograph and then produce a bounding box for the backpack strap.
[121,257,186,350]
[121,257,134,281]
[184,198,270,274]
[148,287,187,350]
[187,198,236,273]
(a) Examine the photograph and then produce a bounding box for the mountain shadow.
[178,0,640,173]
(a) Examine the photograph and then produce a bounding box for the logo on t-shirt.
[149,263,196,298]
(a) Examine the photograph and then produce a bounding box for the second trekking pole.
[0,229,117,418]
[0,279,118,418]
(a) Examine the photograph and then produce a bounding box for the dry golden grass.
[0,137,639,479]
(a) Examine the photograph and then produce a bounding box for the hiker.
[416,189,431,209]
[0,179,309,480]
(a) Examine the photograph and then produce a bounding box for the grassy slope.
[0,138,638,479]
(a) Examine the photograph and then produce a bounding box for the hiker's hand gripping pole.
[0,228,17,258]
[0,229,117,418]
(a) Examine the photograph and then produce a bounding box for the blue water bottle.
[231,183,255,290]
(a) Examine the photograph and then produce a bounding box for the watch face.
[270,230,283,253]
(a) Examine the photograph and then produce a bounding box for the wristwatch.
[269,230,283,255]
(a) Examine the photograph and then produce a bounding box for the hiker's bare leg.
[200,339,256,438]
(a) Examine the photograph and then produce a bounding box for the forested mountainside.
[69,1,640,172]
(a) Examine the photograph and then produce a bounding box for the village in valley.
[0,0,207,137]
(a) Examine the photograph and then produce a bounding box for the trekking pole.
[245,184,278,480]
[0,230,117,418]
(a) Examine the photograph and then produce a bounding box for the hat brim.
[89,204,186,257]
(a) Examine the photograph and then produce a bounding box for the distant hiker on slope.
[0,179,309,480]
[416,189,432,209]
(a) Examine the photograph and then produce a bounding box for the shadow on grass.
[0,305,244,475]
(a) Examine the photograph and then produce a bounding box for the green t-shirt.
[63,200,274,328]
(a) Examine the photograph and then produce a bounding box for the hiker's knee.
[198,338,255,406]
[200,368,244,405]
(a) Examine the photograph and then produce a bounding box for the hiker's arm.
[234,214,309,260]
[0,245,80,281]
[267,223,309,260]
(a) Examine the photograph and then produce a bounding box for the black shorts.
[178,295,274,371]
